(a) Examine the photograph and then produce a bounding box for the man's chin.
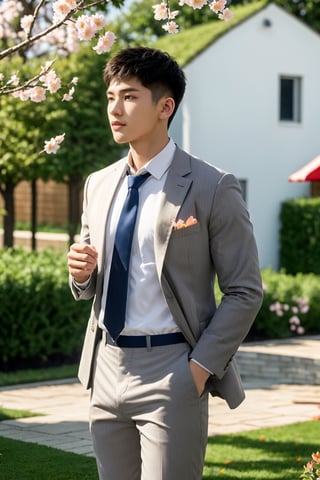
[112,133,128,145]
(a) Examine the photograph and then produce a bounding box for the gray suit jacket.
[71,146,263,409]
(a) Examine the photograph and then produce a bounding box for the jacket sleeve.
[191,173,263,379]
[69,174,97,301]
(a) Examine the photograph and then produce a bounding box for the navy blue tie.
[104,172,150,341]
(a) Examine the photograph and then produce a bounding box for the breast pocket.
[170,222,201,238]
[167,222,204,273]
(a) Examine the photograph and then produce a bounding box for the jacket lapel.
[94,158,127,272]
[154,147,193,280]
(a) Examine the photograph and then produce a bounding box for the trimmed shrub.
[280,198,320,274]
[251,268,320,339]
[1,249,319,370]
[0,248,92,370]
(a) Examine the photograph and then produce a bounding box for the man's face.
[106,77,164,145]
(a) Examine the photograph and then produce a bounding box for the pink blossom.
[169,10,179,19]
[210,0,226,12]
[0,73,4,81]
[75,15,96,41]
[19,90,31,101]
[298,297,309,306]
[47,76,61,93]
[91,14,106,31]
[29,86,46,102]
[292,306,299,314]
[153,3,168,20]
[10,74,20,86]
[297,298,309,313]
[62,86,75,101]
[289,315,300,325]
[71,77,78,85]
[43,133,65,154]
[269,301,282,312]
[93,32,117,54]
[162,20,179,34]
[187,0,208,9]
[40,69,61,93]
[296,326,305,335]
[12,89,30,101]
[53,0,76,22]
[218,7,233,22]
[20,14,33,35]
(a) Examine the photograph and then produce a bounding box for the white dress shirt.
[98,138,181,335]
[75,139,212,374]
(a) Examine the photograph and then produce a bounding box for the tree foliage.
[0,46,123,246]
[36,46,123,182]
[110,0,220,46]
[273,0,320,32]
[110,0,320,48]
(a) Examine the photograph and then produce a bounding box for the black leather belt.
[106,332,186,348]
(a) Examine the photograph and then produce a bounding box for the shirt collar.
[127,138,176,180]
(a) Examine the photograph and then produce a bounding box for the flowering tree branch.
[0,0,232,153]
[0,1,105,61]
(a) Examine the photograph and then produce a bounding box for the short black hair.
[103,47,186,125]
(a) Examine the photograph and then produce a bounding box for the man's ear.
[159,97,175,121]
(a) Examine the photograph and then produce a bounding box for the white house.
[163,1,320,269]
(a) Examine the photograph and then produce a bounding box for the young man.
[67,46,263,480]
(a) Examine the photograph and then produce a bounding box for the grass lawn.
[203,421,319,479]
[0,364,78,387]
[0,407,42,421]
[0,436,98,480]
[0,421,318,479]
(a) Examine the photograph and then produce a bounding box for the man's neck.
[129,135,170,172]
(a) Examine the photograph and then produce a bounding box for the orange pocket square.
[172,216,198,230]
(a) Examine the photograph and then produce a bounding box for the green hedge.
[0,248,91,370]
[280,197,320,274]
[1,249,320,370]
[252,268,320,339]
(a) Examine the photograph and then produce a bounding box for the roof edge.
[154,0,269,67]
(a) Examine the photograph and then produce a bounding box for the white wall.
[172,4,320,269]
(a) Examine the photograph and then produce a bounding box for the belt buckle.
[146,335,152,351]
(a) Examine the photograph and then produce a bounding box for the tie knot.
[127,172,150,190]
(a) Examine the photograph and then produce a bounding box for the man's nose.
[109,98,122,115]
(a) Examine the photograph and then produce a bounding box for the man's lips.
[111,121,125,130]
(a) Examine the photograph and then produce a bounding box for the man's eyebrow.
[107,87,141,95]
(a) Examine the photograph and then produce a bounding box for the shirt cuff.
[73,277,91,290]
[190,358,213,376]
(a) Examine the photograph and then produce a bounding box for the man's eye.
[125,95,135,100]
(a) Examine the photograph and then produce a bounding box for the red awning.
[289,155,320,182]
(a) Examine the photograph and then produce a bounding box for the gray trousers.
[90,338,209,480]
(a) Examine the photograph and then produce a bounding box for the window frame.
[238,179,247,203]
[279,75,302,124]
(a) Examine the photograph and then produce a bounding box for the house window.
[279,76,302,122]
[238,179,247,202]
